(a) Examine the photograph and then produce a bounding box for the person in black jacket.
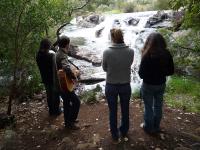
[138,33,174,134]
[36,39,62,116]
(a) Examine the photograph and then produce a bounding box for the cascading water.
[60,10,172,92]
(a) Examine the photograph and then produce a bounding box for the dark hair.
[142,32,167,58]
[110,28,124,44]
[58,36,70,48]
[39,38,51,51]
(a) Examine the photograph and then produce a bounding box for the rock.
[2,130,18,149]
[195,127,200,135]
[76,14,105,28]
[76,143,97,150]
[145,11,170,28]
[68,45,102,66]
[92,134,100,145]
[138,138,145,142]
[124,17,140,26]
[174,147,192,150]
[95,27,105,38]
[57,137,74,150]
[160,133,165,140]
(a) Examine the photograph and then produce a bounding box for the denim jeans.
[105,83,131,139]
[45,84,60,115]
[141,82,166,132]
[60,91,80,126]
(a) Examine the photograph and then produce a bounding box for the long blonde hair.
[110,28,124,44]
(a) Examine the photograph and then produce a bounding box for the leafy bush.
[123,2,136,13]
[80,84,103,104]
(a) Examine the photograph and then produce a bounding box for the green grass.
[131,88,141,99]
[165,75,200,112]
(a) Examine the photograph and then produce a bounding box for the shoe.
[120,133,129,142]
[73,119,79,124]
[140,123,154,134]
[65,123,80,130]
[112,138,121,145]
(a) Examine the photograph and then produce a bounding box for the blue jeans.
[141,83,166,132]
[105,83,131,139]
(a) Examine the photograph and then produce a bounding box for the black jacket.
[139,50,174,85]
[36,50,55,85]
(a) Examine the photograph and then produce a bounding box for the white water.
[61,11,163,92]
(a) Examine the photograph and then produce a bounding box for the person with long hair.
[139,32,174,134]
[102,28,134,143]
[36,39,62,116]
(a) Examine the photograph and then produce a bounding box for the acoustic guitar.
[57,66,79,92]
[57,68,105,92]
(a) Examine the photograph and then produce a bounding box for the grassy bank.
[165,75,200,113]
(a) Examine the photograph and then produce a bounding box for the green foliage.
[0,0,71,99]
[165,76,200,112]
[80,85,102,104]
[131,89,141,99]
[170,0,200,30]
[123,2,136,13]
[154,0,171,10]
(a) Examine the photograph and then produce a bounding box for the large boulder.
[76,14,105,28]
[68,45,102,66]
[145,11,171,28]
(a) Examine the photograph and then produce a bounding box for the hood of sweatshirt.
[109,43,128,49]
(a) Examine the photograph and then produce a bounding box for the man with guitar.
[56,36,80,130]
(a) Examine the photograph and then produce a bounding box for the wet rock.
[145,11,170,28]
[95,27,105,38]
[76,14,105,28]
[124,17,140,26]
[68,45,101,66]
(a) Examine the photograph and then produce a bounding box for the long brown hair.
[110,28,124,44]
[141,32,167,58]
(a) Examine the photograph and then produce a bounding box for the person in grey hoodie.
[102,28,134,143]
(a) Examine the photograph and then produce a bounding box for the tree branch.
[69,0,91,17]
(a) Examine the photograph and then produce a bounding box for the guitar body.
[57,69,76,92]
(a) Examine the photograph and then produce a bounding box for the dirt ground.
[0,96,200,150]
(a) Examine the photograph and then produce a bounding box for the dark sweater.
[139,50,174,85]
[36,50,55,85]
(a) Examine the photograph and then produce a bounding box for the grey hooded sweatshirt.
[102,43,134,84]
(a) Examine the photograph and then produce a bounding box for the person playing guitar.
[56,36,80,130]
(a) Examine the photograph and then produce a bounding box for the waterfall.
[61,11,171,92]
